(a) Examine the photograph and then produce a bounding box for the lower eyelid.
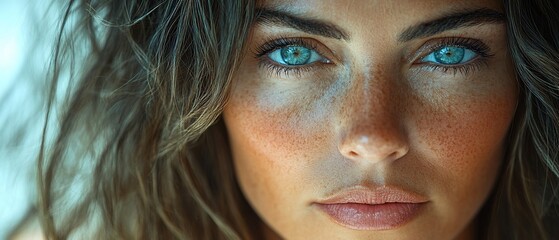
[260,63,314,79]
[415,57,490,76]
[260,57,330,70]
[258,56,336,79]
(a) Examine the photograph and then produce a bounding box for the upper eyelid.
[253,38,316,57]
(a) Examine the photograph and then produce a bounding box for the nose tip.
[338,130,409,164]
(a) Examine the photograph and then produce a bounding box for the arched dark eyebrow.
[254,7,505,42]
[254,8,351,41]
[398,8,505,42]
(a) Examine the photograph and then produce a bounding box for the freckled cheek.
[233,107,309,159]
[427,106,506,160]
[223,89,330,194]
[414,93,517,193]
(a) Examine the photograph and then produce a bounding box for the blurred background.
[0,1,58,238]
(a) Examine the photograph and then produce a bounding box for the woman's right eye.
[267,45,329,66]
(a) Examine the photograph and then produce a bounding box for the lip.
[314,186,428,230]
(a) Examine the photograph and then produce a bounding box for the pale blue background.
[0,1,56,238]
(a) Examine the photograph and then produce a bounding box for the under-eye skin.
[253,37,332,78]
[415,37,494,75]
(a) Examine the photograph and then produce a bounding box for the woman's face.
[223,0,517,239]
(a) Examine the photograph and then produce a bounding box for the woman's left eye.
[420,46,477,65]
[267,45,328,66]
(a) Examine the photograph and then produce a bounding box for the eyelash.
[253,37,330,77]
[253,37,493,77]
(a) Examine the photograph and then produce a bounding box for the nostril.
[338,128,410,163]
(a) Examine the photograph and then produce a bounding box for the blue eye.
[268,45,327,66]
[421,46,477,65]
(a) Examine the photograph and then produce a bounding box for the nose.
[338,125,409,163]
[337,69,409,164]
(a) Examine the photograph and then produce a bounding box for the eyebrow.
[255,8,351,40]
[398,8,505,42]
[254,8,505,42]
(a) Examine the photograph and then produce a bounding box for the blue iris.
[434,46,465,64]
[267,45,325,66]
[422,46,476,65]
[280,46,312,65]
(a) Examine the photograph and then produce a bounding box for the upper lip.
[316,185,428,205]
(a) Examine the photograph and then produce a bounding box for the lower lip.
[316,202,425,230]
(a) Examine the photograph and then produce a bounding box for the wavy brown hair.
[36,0,558,239]
[478,0,559,239]
[38,0,260,239]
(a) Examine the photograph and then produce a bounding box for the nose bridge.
[353,65,394,126]
[337,63,408,164]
